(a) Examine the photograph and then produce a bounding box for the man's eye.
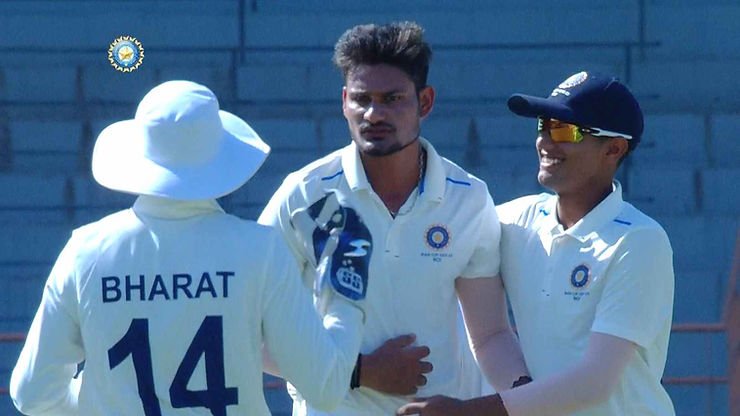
[353,95,370,106]
[386,95,402,103]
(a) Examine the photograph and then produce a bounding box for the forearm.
[266,296,364,412]
[499,333,634,416]
[11,368,80,416]
[10,272,83,416]
[300,300,365,409]
[472,327,529,393]
[457,276,529,392]
[10,317,82,415]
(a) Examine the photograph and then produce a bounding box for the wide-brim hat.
[507,71,643,150]
[93,80,270,200]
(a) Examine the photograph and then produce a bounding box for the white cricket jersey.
[11,196,363,416]
[258,139,500,415]
[498,182,675,415]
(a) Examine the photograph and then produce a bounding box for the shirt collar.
[132,195,225,219]
[544,181,624,241]
[340,137,446,204]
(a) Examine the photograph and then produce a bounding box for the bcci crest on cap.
[551,71,588,97]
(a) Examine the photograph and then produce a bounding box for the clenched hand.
[360,334,433,395]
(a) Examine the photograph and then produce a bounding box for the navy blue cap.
[507,71,643,149]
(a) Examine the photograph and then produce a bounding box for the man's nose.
[363,101,387,123]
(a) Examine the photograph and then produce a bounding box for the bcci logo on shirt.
[564,264,591,301]
[425,225,450,250]
[570,264,590,288]
[108,35,144,72]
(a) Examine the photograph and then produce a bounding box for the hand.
[360,334,433,395]
[396,395,464,415]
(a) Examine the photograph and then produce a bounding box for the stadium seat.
[157,65,236,102]
[237,63,341,102]
[1,67,77,103]
[627,168,697,216]
[630,60,740,113]
[0,1,239,49]
[644,3,740,61]
[0,173,72,223]
[710,114,740,168]
[420,116,472,148]
[672,271,726,323]
[656,215,739,275]
[249,118,320,150]
[81,64,157,103]
[629,114,707,169]
[242,8,639,48]
[0,223,70,264]
[9,121,84,173]
[702,168,740,215]
[478,170,544,203]
[71,176,136,225]
[664,383,728,416]
[318,117,352,152]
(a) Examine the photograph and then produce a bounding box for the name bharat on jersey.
[101,271,234,303]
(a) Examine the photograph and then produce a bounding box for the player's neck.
[556,183,612,230]
[362,142,425,215]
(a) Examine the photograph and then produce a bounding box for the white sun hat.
[92,80,270,200]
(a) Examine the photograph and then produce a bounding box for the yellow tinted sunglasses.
[537,117,633,143]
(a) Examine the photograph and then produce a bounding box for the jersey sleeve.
[10,232,84,415]
[590,228,675,348]
[258,174,313,286]
[460,192,501,279]
[260,232,363,412]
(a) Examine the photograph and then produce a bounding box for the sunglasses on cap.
[537,117,633,143]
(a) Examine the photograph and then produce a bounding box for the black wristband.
[350,354,362,389]
[511,375,533,388]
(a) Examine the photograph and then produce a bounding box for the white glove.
[290,191,372,311]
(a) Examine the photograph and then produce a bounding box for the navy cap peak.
[507,71,644,150]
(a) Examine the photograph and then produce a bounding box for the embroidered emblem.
[425,225,450,250]
[570,264,590,289]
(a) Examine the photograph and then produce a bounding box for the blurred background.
[0,1,738,415]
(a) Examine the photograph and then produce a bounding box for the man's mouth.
[540,153,564,167]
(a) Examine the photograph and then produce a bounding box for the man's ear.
[606,137,629,162]
[418,86,435,119]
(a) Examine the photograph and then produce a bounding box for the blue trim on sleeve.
[321,170,344,181]
[613,218,632,225]
[445,177,471,186]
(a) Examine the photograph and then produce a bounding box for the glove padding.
[290,191,373,308]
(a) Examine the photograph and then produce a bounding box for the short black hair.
[333,21,432,92]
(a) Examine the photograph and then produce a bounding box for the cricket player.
[10,80,373,415]
[259,22,530,415]
[398,72,675,415]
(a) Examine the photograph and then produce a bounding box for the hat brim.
[92,110,270,200]
[507,94,580,125]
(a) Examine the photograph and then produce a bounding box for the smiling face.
[536,127,622,197]
[342,63,434,157]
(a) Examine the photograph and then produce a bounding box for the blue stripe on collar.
[445,177,471,186]
[321,170,344,181]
